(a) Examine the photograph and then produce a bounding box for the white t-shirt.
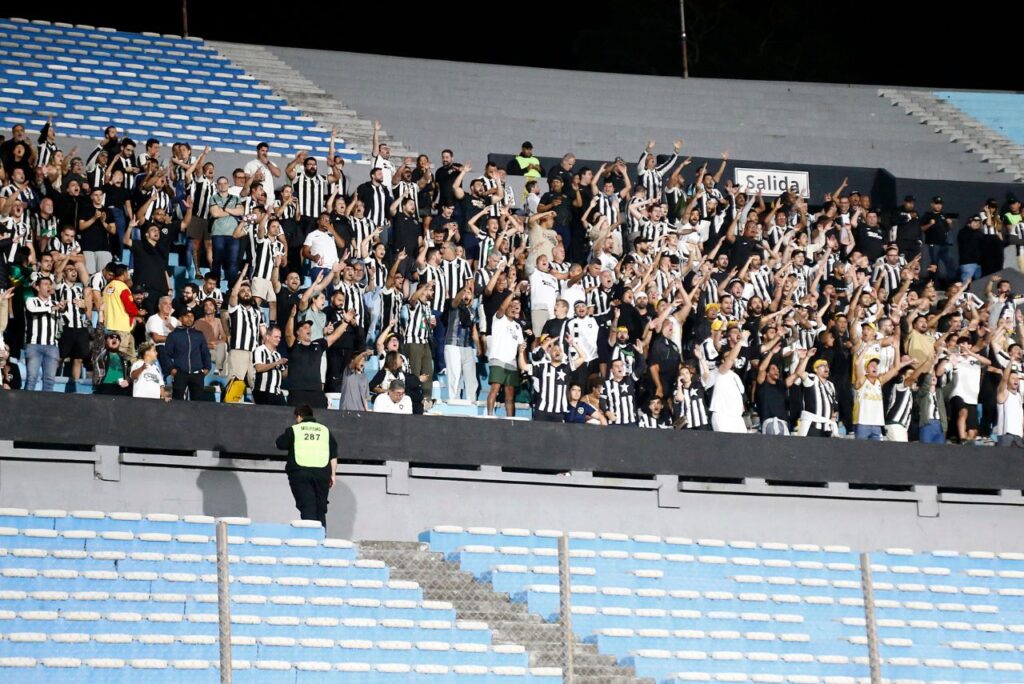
[561,283,586,312]
[372,154,396,189]
[529,270,560,313]
[488,315,524,368]
[303,229,340,269]
[243,158,275,207]
[708,369,745,416]
[373,393,412,414]
[131,360,163,399]
[951,355,982,404]
[145,314,178,345]
[567,316,599,362]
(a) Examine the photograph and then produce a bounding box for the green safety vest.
[292,421,330,468]
[515,155,542,179]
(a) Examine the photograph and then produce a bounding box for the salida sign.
[734,168,810,198]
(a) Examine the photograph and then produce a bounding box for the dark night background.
[13,2,1023,91]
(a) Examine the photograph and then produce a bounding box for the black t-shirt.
[434,164,461,207]
[855,223,886,262]
[131,238,169,290]
[646,336,681,395]
[390,214,421,260]
[958,226,984,265]
[729,237,763,270]
[288,339,328,392]
[483,289,511,333]
[920,211,949,246]
[757,379,788,422]
[547,166,574,196]
[77,205,112,251]
[539,191,571,226]
[101,184,131,212]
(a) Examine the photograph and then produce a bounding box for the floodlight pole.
[679,0,689,78]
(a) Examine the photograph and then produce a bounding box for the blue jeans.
[919,420,945,444]
[211,235,240,285]
[959,263,982,283]
[854,424,883,440]
[25,343,59,391]
[363,288,383,342]
[432,309,447,373]
[926,244,954,284]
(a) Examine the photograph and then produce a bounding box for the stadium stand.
[0,17,358,159]
[422,525,1024,683]
[0,509,562,682]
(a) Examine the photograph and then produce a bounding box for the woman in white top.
[996,363,1024,447]
[853,351,913,440]
[130,343,165,400]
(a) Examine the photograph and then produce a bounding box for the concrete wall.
[2,448,1022,553]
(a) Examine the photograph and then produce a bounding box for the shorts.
[58,327,91,361]
[950,396,979,430]
[186,216,210,240]
[488,364,521,388]
[251,276,277,303]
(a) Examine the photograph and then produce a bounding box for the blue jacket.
[164,325,212,374]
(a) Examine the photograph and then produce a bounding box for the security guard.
[274,404,338,530]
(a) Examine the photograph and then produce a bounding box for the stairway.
[878,88,1024,181]
[208,41,413,159]
[359,541,652,684]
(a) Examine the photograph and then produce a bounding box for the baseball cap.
[903,195,916,202]
[296,319,313,329]
[521,141,533,149]
[812,359,828,371]
[932,195,944,204]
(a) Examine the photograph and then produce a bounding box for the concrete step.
[357,540,649,683]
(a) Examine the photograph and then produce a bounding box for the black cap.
[521,141,533,149]
[296,318,314,329]
[1010,196,1020,205]
[932,196,943,204]
[904,195,916,202]
[131,285,145,295]
[849,189,861,196]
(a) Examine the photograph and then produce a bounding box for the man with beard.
[122,198,192,316]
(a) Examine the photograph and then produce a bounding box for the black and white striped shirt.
[886,382,914,428]
[746,266,773,303]
[30,213,59,240]
[200,287,224,310]
[802,374,837,421]
[479,176,502,218]
[48,237,80,256]
[56,282,88,329]
[37,141,57,169]
[395,180,422,216]
[1,183,37,206]
[638,410,671,429]
[112,155,140,190]
[363,184,391,227]
[249,228,281,282]
[418,264,445,311]
[227,304,264,351]
[366,257,389,291]
[87,164,105,192]
[595,193,620,225]
[25,296,59,346]
[872,259,902,295]
[678,384,710,429]
[191,177,214,220]
[348,216,375,257]
[601,377,638,425]
[294,172,330,218]
[405,302,433,344]
[531,349,570,414]
[637,152,677,200]
[143,189,172,221]
[380,287,404,336]
[587,288,614,319]
[85,144,105,171]
[337,281,365,325]
[253,344,283,395]
[439,258,472,306]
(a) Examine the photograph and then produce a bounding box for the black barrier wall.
[490,153,1022,229]
[3,392,1023,490]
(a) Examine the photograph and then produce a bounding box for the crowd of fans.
[3,119,1024,446]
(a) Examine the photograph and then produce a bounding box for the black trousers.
[288,472,330,531]
[288,389,328,409]
[253,390,286,405]
[172,371,206,400]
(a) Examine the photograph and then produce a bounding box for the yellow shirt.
[102,280,131,332]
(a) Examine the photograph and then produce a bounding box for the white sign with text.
[734,167,810,198]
